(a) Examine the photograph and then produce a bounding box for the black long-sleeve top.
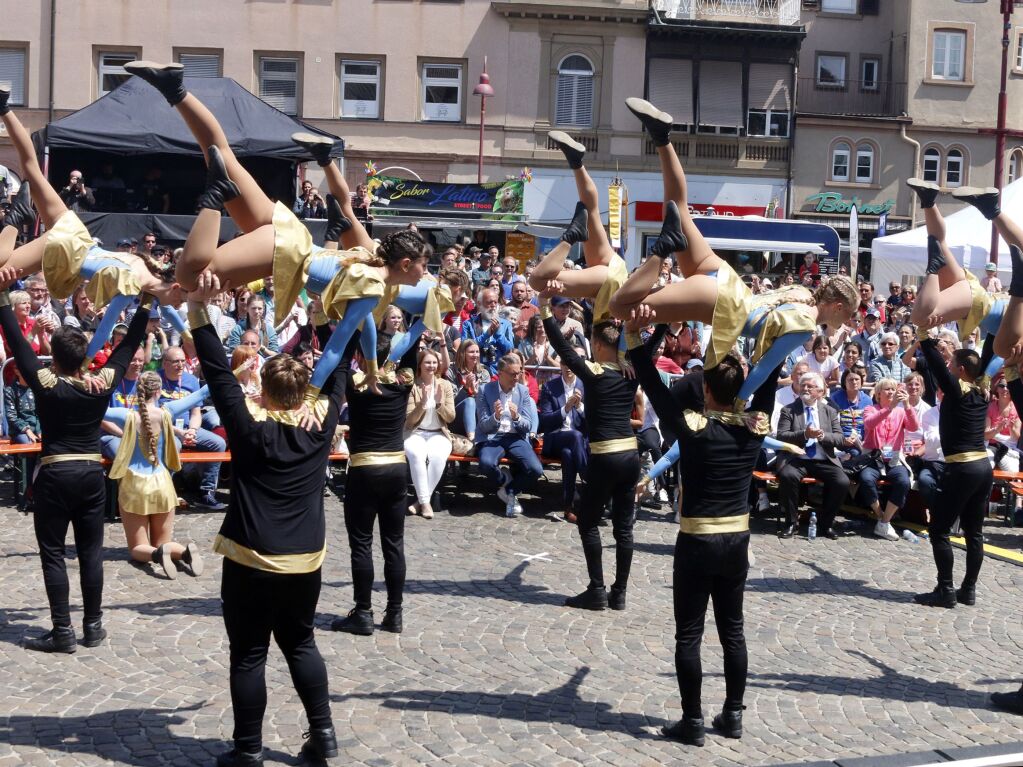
[193,318,349,557]
[542,312,637,445]
[345,342,420,456]
[0,292,149,459]
[920,337,987,459]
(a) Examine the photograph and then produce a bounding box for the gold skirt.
[271,201,314,326]
[42,211,94,300]
[707,264,753,369]
[117,467,178,517]
[959,270,996,343]
[86,254,142,309]
[592,253,628,325]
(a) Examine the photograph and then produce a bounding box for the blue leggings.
[309,296,378,391]
[737,330,811,402]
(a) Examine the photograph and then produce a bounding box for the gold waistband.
[680,513,750,535]
[349,451,407,468]
[40,453,103,466]
[590,437,638,455]
[945,450,990,464]
[214,534,325,575]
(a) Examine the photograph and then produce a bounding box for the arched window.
[855,143,875,183]
[555,55,594,128]
[945,148,964,188]
[923,147,941,183]
[831,141,851,181]
[1009,149,1023,184]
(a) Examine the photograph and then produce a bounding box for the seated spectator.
[836,340,864,381]
[852,309,883,368]
[273,296,308,349]
[207,289,237,343]
[799,335,839,388]
[912,393,944,512]
[24,274,65,323]
[775,372,849,539]
[886,281,905,314]
[292,341,316,370]
[143,305,168,372]
[232,346,262,406]
[660,321,701,370]
[475,353,542,517]
[404,348,455,520]
[654,337,684,375]
[509,280,539,339]
[377,304,406,351]
[897,323,916,356]
[508,349,540,403]
[904,371,931,423]
[635,383,672,509]
[439,268,474,348]
[2,290,51,385]
[446,339,490,443]
[519,315,557,374]
[462,288,514,375]
[225,294,279,354]
[986,376,1021,473]
[858,377,919,541]
[538,359,588,523]
[4,363,40,477]
[829,366,871,458]
[868,332,910,383]
[550,296,587,352]
[101,346,146,459]
[500,256,521,301]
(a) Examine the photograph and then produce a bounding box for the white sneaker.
[757,493,770,512]
[874,521,899,541]
[658,489,669,503]
[505,493,519,517]
[747,541,757,568]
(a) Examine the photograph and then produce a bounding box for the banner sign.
[608,184,622,250]
[367,175,524,219]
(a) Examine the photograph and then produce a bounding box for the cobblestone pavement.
[2,472,1023,767]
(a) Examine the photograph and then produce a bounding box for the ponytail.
[135,372,163,465]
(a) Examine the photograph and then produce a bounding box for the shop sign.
[505,232,536,264]
[367,175,524,218]
[803,192,894,215]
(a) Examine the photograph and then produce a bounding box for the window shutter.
[260,58,298,114]
[698,61,742,127]
[180,54,220,78]
[0,49,25,106]
[555,72,593,127]
[748,63,791,111]
[648,58,694,125]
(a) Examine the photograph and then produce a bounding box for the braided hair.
[135,372,163,466]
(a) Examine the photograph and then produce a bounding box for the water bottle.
[901,529,919,543]
[808,512,817,540]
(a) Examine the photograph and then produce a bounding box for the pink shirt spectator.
[862,404,919,452]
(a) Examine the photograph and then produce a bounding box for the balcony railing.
[644,132,790,169]
[796,78,907,118]
[654,0,801,25]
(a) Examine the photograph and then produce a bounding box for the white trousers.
[404,430,452,503]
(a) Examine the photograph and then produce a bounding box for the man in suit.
[775,371,850,539]
[476,353,543,517]
[538,359,588,523]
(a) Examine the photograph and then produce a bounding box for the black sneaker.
[324,193,351,242]
[24,626,77,654]
[608,586,626,611]
[712,707,744,738]
[625,97,673,147]
[4,181,34,232]
[906,178,940,209]
[82,619,107,648]
[197,145,240,211]
[913,586,956,608]
[564,586,608,611]
[331,607,374,635]
[926,235,946,275]
[0,83,10,115]
[661,716,705,746]
[547,130,586,169]
[991,689,1023,715]
[649,200,688,258]
[292,131,335,167]
[561,201,589,245]
[956,585,976,606]
[381,606,403,634]
[215,747,265,766]
[300,726,339,761]
[952,186,1001,220]
[123,61,187,105]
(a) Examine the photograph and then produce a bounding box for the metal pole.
[992,1,1013,265]
[477,93,486,184]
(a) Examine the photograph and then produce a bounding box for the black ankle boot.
[23,626,77,654]
[712,707,744,738]
[4,181,34,232]
[292,131,335,167]
[151,543,177,580]
[953,186,1001,220]
[906,178,940,209]
[0,83,11,115]
[608,585,626,611]
[561,201,589,245]
[1009,245,1023,298]
[82,619,107,648]
[956,584,976,606]
[324,193,351,242]
[381,605,403,634]
[331,607,374,635]
[197,145,240,211]
[926,235,946,275]
[625,97,673,147]
[564,585,608,611]
[650,201,688,258]
[662,716,705,746]
[216,747,264,766]
[914,585,956,608]
[123,61,186,106]
[548,130,586,169]
[300,726,339,760]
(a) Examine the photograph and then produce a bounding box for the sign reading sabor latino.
[367,175,524,220]
[803,192,895,215]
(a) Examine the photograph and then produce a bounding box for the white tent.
[870,178,1023,288]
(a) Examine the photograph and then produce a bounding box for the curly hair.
[135,371,163,466]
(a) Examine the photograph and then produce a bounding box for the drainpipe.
[899,121,920,227]
[48,0,57,123]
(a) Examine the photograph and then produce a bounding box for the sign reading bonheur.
[804,192,895,215]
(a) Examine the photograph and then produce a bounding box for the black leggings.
[221,558,332,752]
[344,464,408,611]
[928,459,992,589]
[577,450,640,591]
[32,462,106,628]
[673,533,749,718]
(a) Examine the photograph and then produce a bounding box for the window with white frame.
[945,148,964,187]
[340,60,381,119]
[816,54,847,87]
[98,52,136,96]
[421,63,462,122]
[932,30,966,81]
[554,55,594,128]
[831,142,851,181]
[861,58,880,90]
[746,109,790,138]
[1009,150,1023,184]
[0,48,26,107]
[1017,30,1023,71]
[179,53,220,78]
[855,143,874,183]
[923,147,941,183]
[258,56,299,115]
[822,0,857,12]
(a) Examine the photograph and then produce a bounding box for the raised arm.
[625,326,683,439]
[920,337,960,399]
[103,407,131,429]
[164,384,210,419]
[102,294,153,386]
[541,305,591,381]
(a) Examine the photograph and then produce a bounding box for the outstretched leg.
[0,91,66,228]
[907,180,972,328]
[547,131,616,269]
[995,244,1023,358]
[528,204,610,301]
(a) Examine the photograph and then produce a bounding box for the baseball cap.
[149,306,162,319]
[686,358,704,370]
[986,262,997,271]
[866,308,881,318]
[551,296,572,307]
[112,322,129,334]
[116,237,133,248]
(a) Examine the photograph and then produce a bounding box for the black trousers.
[32,462,106,628]
[344,464,408,611]
[673,532,749,718]
[221,558,332,752]
[577,450,641,591]
[776,457,849,531]
[928,459,992,589]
